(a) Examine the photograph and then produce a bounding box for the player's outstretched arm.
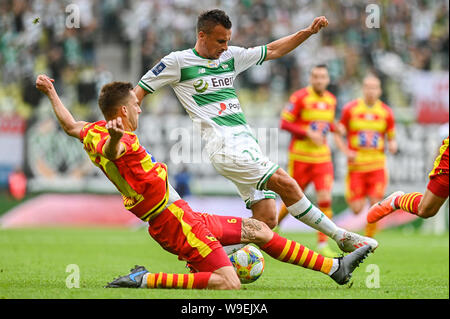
[265,16,328,61]
[36,74,87,139]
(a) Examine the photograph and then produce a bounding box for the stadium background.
[0,0,448,232]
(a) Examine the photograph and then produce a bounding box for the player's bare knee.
[268,171,300,196]
[350,201,364,215]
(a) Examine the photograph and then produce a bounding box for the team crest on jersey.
[193,79,208,93]
[317,102,327,109]
[151,61,166,76]
[207,60,219,68]
[285,102,295,112]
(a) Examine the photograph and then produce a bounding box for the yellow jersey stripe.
[167,204,212,258]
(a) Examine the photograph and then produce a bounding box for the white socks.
[287,196,343,241]
[140,273,149,288]
[222,243,245,255]
[328,259,339,275]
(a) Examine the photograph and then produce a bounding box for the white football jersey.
[138,45,267,153]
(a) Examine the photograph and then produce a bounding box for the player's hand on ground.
[106,117,125,141]
[307,16,328,34]
[36,74,56,95]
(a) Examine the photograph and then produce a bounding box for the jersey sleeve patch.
[151,61,167,76]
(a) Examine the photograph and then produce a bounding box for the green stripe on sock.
[294,204,313,219]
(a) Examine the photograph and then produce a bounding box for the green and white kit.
[139,45,278,208]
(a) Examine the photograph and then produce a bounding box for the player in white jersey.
[135,9,378,254]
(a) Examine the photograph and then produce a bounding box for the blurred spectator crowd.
[0,0,448,120]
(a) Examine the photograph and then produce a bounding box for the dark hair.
[197,9,232,34]
[98,82,133,120]
[312,64,328,71]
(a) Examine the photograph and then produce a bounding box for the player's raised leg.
[369,141,449,223]
[368,189,448,223]
[266,167,378,252]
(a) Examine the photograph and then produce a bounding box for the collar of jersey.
[307,86,327,99]
[192,48,215,60]
[358,98,381,109]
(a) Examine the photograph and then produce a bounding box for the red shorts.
[288,160,334,192]
[427,138,449,198]
[427,174,449,198]
[147,199,242,273]
[346,168,387,202]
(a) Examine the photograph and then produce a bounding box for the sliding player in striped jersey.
[36,74,372,290]
[367,137,449,223]
[135,9,378,254]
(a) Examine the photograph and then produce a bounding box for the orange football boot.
[367,191,405,224]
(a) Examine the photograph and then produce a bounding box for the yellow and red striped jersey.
[280,86,337,163]
[339,98,396,172]
[79,121,169,221]
[429,137,449,177]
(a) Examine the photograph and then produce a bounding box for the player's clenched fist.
[36,74,55,95]
[307,16,328,34]
[106,117,125,140]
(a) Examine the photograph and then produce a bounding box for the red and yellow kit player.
[79,113,239,277]
[36,74,373,290]
[80,121,170,222]
[336,74,397,237]
[279,65,339,256]
[368,136,449,223]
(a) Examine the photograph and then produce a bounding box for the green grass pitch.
[0,227,448,299]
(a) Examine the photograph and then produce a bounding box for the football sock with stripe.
[394,192,423,215]
[260,232,338,275]
[142,272,211,289]
[287,196,342,241]
[317,200,333,245]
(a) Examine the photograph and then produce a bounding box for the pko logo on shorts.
[151,61,166,76]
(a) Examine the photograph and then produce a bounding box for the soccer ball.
[229,245,265,284]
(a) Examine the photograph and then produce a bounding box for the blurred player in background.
[278,64,339,257]
[368,137,449,223]
[134,9,378,254]
[335,74,397,237]
[35,74,372,290]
